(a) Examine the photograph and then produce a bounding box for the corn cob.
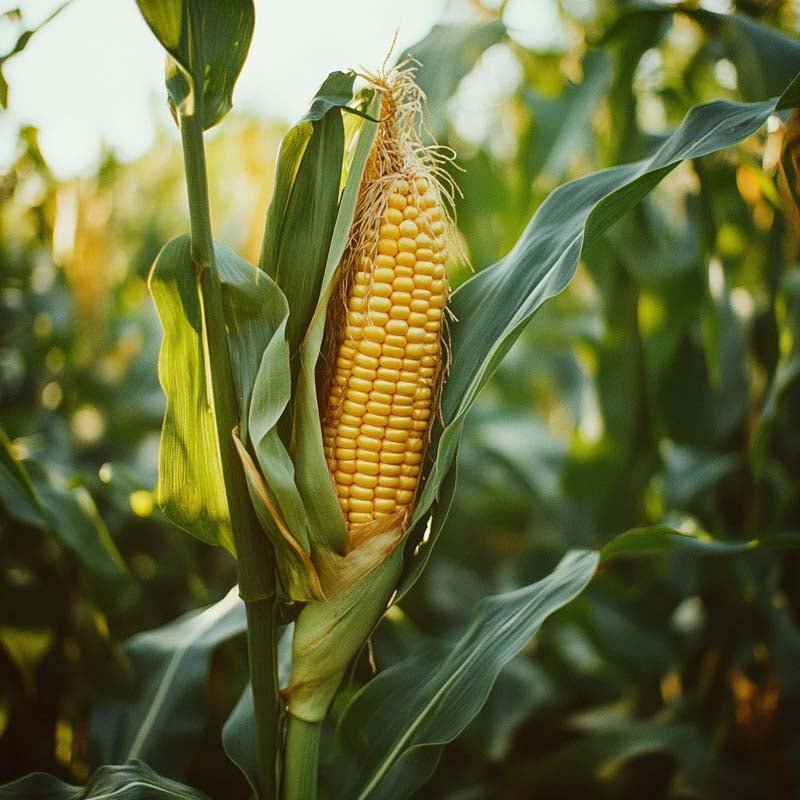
[320,69,452,535]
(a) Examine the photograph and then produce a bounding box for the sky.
[0,0,569,178]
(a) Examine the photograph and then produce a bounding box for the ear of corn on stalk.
[284,64,458,719]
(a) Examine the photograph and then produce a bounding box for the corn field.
[1,1,800,798]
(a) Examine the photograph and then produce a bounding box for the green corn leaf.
[336,523,800,799]
[599,5,800,104]
[501,720,706,796]
[289,91,381,558]
[259,71,352,364]
[135,0,254,128]
[222,628,293,798]
[399,74,800,598]
[0,426,47,529]
[599,525,800,561]
[0,761,210,799]
[334,550,599,800]
[90,588,246,779]
[214,240,322,598]
[149,235,233,553]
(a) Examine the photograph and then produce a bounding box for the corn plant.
[1,1,800,799]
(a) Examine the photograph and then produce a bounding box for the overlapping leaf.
[90,587,246,779]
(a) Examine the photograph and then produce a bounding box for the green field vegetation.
[1,2,800,798]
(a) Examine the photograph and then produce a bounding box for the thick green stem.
[283,716,321,800]
[179,109,280,799]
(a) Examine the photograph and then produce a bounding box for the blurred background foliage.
[1,0,799,798]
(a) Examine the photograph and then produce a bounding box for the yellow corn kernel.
[321,175,448,531]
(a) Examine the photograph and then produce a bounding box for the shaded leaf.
[0,427,127,579]
[503,721,706,796]
[91,588,246,779]
[222,627,293,798]
[599,525,800,562]
[0,761,210,799]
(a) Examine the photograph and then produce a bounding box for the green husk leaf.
[290,91,382,557]
[286,546,404,723]
[259,71,351,364]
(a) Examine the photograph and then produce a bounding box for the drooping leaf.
[0,425,47,529]
[27,463,128,580]
[90,588,246,779]
[214,240,322,599]
[501,720,706,796]
[334,550,599,800]
[0,761,210,799]
[403,21,507,137]
[148,235,233,553]
[135,0,254,128]
[692,9,800,103]
[599,5,800,106]
[338,521,799,799]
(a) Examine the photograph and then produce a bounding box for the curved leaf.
[214,240,322,598]
[0,762,210,800]
[600,525,800,562]
[222,627,293,798]
[600,6,800,105]
[149,235,233,552]
[90,588,246,779]
[334,550,599,800]
[135,0,254,128]
[404,74,800,582]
